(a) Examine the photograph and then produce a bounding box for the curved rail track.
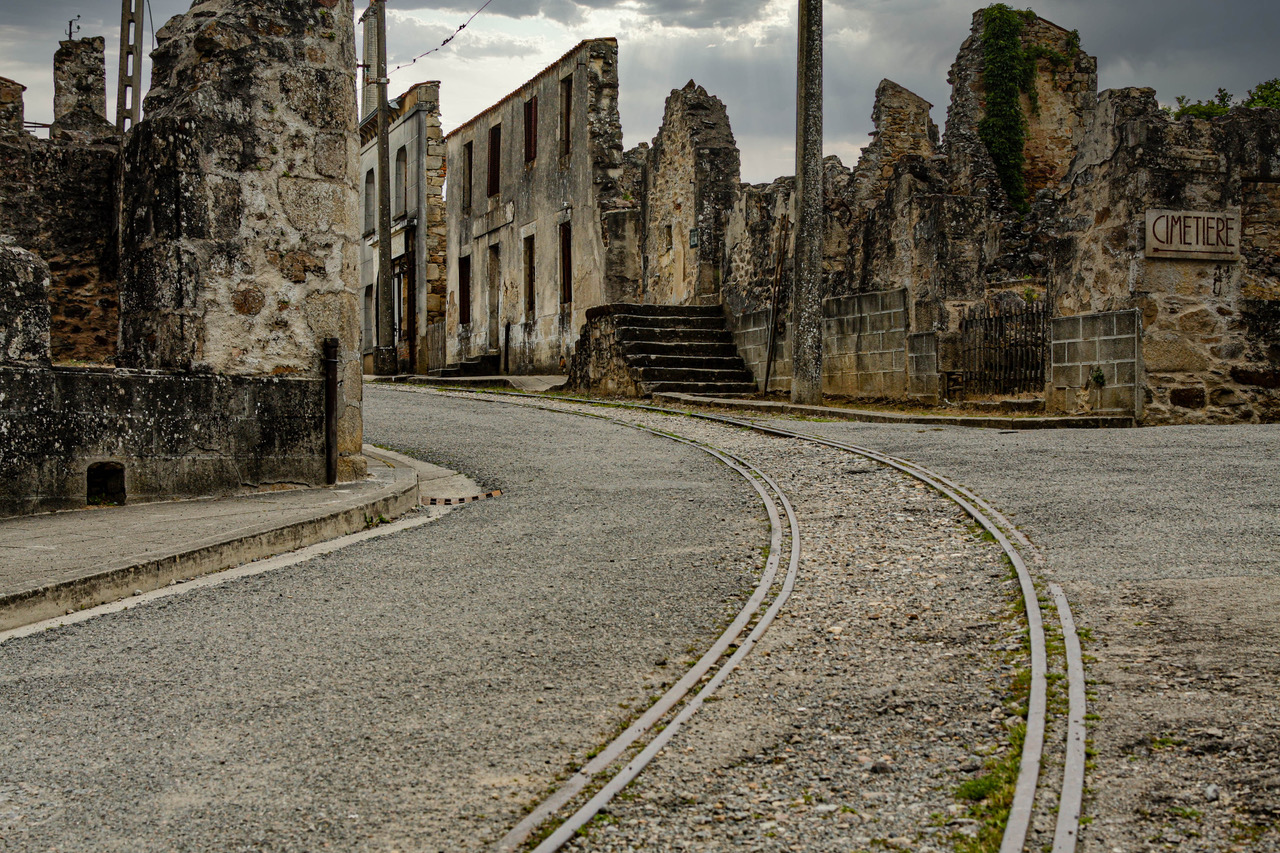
[379,384,1089,853]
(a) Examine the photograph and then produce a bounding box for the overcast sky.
[2,0,1277,182]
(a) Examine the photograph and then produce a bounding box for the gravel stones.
[461,393,1029,853]
[0,391,762,851]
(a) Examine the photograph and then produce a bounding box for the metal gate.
[960,304,1048,396]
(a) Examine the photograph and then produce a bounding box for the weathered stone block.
[0,77,25,134]
[0,244,51,367]
[1066,339,1098,363]
[1055,316,1083,342]
[51,37,114,144]
[1098,336,1136,361]
[1144,332,1209,373]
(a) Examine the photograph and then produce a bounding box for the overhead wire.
[145,0,157,51]
[385,0,498,73]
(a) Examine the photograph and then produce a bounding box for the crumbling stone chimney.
[0,78,25,136]
[118,0,366,480]
[51,37,114,143]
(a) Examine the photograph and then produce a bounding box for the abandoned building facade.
[428,9,1280,425]
[442,38,642,375]
[357,79,448,374]
[0,0,366,517]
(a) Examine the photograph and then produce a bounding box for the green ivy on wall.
[976,5,1080,214]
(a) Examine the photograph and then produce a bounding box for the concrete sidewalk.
[0,445,483,630]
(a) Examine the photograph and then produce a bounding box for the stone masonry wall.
[118,0,364,478]
[1052,87,1280,423]
[0,78,23,132]
[420,89,448,330]
[566,305,644,396]
[637,82,740,307]
[731,305,791,393]
[851,79,938,212]
[0,53,120,365]
[0,243,51,367]
[0,367,325,518]
[943,10,1095,203]
[1047,310,1142,416]
[822,289,909,399]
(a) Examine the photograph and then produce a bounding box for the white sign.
[1145,209,1241,262]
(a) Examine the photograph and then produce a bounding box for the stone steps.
[617,340,741,359]
[607,304,757,396]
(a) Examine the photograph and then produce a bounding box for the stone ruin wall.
[118,0,365,477]
[707,8,1279,421]
[0,0,368,515]
[851,80,939,212]
[1052,88,1280,423]
[0,243,52,367]
[634,82,741,307]
[944,11,1096,200]
[418,86,449,331]
[0,40,120,364]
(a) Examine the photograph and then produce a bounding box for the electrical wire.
[145,0,157,51]
[386,0,497,73]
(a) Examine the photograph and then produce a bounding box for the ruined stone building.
[461,7,1273,425]
[710,8,1280,425]
[443,38,640,375]
[357,80,447,374]
[0,0,366,517]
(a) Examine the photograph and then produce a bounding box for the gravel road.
[0,390,763,852]
[754,417,1280,852]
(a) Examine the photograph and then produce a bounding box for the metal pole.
[115,0,142,133]
[372,0,397,376]
[323,337,340,485]
[791,0,825,405]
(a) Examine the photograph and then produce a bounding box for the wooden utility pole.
[115,0,143,133]
[791,0,825,405]
[371,0,398,375]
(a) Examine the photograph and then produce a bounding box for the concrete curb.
[371,375,569,393]
[651,392,1136,429]
[0,447,420,632]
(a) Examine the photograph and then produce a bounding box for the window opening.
[487,124,502,197]
[394,146,408,217]
[462,141,474,213]
[560,75,573,156]
[560,222,573,304]
[363,169,376,234]
[524,96,538,162]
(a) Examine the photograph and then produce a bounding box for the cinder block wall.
[907,332,940,402]
[1047,309,1142,417]
[822,289,908,398]
[729,306,790,392]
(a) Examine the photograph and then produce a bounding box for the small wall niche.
[87,462,126,506]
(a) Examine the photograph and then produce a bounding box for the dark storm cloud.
[3,0,1278,180]
[398,0,773,30]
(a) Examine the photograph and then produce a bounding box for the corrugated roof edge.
[444,37,618,141]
